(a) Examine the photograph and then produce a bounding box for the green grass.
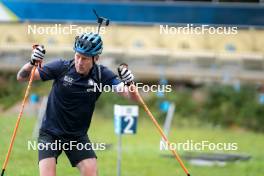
[0,113,263,176]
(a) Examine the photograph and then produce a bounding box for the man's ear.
[94,56,99,62]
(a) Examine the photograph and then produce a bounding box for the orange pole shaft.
[133,85,190,176]
[1,66,37,176]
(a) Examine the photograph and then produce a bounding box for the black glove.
[30,45,46,66]
[117,64,134,85]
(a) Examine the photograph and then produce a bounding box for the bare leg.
[77,158,97,176]
[39,157,56,176]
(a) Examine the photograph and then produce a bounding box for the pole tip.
[187,173,191,176]
[1,169,5,176]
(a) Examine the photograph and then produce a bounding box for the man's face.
[74,52,96,75]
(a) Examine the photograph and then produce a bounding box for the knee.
[39,158,56,176]
[77,158,97,176]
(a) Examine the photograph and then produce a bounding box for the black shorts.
[38,130,97,167]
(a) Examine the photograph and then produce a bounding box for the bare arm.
[17,62,41,82]
[17,45,45,82]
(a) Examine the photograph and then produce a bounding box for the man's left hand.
[117,64,134,85]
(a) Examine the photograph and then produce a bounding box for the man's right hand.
[30,45,46,66]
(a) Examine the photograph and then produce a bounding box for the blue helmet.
[73,32,103,57]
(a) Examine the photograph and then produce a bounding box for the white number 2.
[123,116,134,134]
